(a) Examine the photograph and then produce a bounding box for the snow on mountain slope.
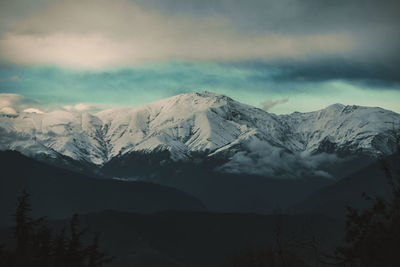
[280,103,400,155]
[0,92,399,170]
[96,92,285,160]
[0,110,107,164]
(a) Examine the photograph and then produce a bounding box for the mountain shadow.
[0,151,206,226]
[289,153,400,218]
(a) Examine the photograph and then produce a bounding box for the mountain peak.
[167,91,232,104]
[326,103,346,110]
[196,90,222,97]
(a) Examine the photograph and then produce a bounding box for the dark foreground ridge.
[0,210,344,267]
[290,153,400,218]
[0,151,206,226]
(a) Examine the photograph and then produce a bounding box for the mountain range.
[1,91,399,178]
[1,92,399,213]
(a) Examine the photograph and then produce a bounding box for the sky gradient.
[0,0,399,114]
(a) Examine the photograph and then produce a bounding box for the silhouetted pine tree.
[329,141,400,266]
[14,189,45,267]
[0,191,114,267]
[332,173,400,266]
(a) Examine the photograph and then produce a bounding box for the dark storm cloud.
[0,0,399,86]
[274,61,400,87]
[235,59,400,87]
[135,0,400,33]
[135,0,400,85]
[0,0,354,67]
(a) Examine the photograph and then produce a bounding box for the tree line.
[223,148,400,266]
[0,190,114,267]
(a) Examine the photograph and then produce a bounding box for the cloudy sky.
[0,0,399,114]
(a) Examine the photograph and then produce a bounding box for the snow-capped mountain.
[1,92,399,174]
[0,110,107,164]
